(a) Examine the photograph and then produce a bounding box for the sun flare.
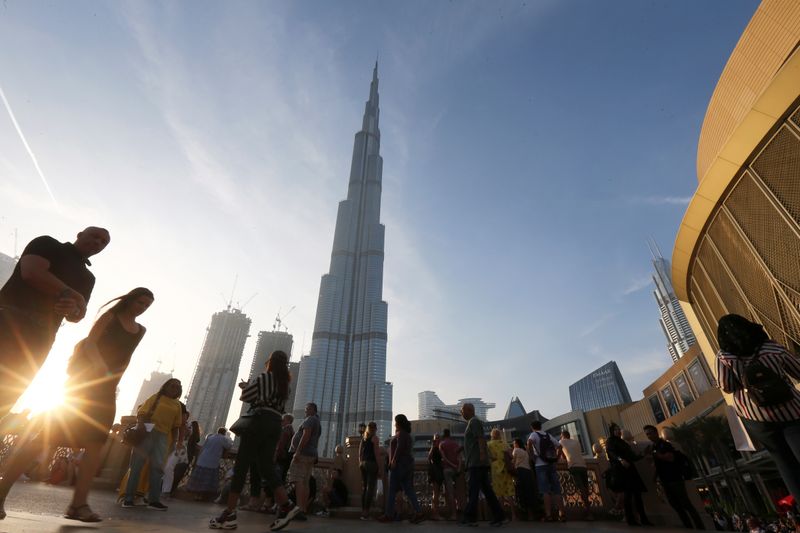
[14,365,67,417]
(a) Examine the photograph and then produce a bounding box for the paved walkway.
[0,483,689,532]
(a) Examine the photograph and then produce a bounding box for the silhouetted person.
[0,227,110,417]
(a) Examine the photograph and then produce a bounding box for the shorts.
[535,463,562,495]
[286,454,315,485]
[569,466,589,491]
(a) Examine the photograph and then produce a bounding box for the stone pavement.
[0,483,690,533]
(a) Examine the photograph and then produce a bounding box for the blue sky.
[0,0,757,427]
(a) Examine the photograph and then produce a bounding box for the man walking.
[527,421,566,522]
[461,403,505,527]
[559,430,593,520]
[644,425,705,529]
[0,227,110,416]
[285,403,321,521]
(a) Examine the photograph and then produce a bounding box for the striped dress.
[239,371,286,414]
[716,341,800,422]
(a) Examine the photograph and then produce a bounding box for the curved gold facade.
[673,0,800,362]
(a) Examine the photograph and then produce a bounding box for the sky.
[0,0,759,429]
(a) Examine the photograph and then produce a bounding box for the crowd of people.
[0,228,799,531]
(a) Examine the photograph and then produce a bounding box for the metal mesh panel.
[790,103,800,131]
[751,126,800,226]
[751,308,789,348]
[693,258,730,321]
[775,292,800,348]
[689,277,721,354]
[726,171,800,294]
[708,209,782,325]
[696,241,751,318]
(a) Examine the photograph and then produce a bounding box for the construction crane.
[273,306,295,332]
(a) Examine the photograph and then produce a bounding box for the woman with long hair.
[487,428,515,520]
[716,314,800,502]
[605,423,652,527]
[378,414,424,524]
[122,377,184,511]
[0,287,154,522]
[209,350,300,532]
[427,434,445,521]
[359,421,381,520]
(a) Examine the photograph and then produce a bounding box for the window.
[649,395,666,423]
[687,359,711,395]
[661,385,680,416]
[674,373,694,407]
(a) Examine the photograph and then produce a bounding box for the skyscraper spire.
[292,66,393,456]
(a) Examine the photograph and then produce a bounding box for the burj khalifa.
[293,64,392,455]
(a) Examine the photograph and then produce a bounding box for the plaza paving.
[0,483,690,532]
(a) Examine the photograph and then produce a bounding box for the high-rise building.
[131,369,173,415]
[293,64,392,456]
[186,306,251,435]
[0,252,16,286]
[240,330,293,416]
[286,361,301,416]
[650,242,696,363]
[569,361,632,412]
[417,391,496,422]
[503,396,527,420]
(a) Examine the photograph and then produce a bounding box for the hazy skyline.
[0,1,758,428]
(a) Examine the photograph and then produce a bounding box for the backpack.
[742,350,793,407]
[536,432,558,464]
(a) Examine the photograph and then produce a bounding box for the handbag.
[230,411,258,437]
[122,395,161,446]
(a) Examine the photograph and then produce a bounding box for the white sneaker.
[270,505,300,531]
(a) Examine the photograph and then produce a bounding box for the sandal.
[65,504,102,523]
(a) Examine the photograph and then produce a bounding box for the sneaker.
[147,502,168,511]
[314,510,330,517]
[121,500,136,509]
[360,514,371,521]
[411,512,426,524]
[270,504,301,531]
[209,509,238,530]
[489,519,506,527]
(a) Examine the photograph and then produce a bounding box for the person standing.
[0,227,110,417]
[643,425,704,529]
[559,430,593,520]
[512,438,536,521]
[122,378,184,511]
[527,420,565,522]
[461,403,505,527]
[209,351,299,532]
[285,403,322,521]
[716,314,800,502]
[605,423,652,527]
[439,428,461,521]
[0,286,151,522]
[428,434,445,520]
[359,421,381,520]
[487,429,515,520]
[377,414,424,524]
[187,428,233,500]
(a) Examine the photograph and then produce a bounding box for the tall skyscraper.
[293,64,392,456]
[649,242,697,363]
[569,361,632,412]
[240,329,293,416]
[131,369,173,415]
[0,251,16,286]
[186,306,251,434]
[417,391,496,422]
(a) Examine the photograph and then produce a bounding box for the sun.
[14,362,67,417]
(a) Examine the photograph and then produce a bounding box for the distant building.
[417,391,496,421]
[131,370,174,415]
[186,306,251,435]
[569,361,632,412]
[0,252,16,286]
[650,244,697,363]
[240,330,293,416]
[503,396,527,420]
[286,361,300,415]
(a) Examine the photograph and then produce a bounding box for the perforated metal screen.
[688,102,800,354]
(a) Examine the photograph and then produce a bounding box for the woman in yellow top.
[487,428,515,517]
[121,378,184,510]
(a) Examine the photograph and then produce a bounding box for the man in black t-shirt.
[644,425,705,530]
[0,227,110,417]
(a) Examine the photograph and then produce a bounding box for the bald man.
[0,227,110,417]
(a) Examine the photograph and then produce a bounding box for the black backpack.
[742,349,793,407]
[537,432,558,464]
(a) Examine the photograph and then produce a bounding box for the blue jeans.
[464,466,504,523]
[385,464,420,517]
[535,463,562,495]
[125,430,168,504]
[743,417,800,501]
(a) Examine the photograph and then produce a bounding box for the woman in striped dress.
[716,314,800,501]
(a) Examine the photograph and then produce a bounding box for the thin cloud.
[622,275,653,296]
[579,313,616,338]
[629,195,692,206]
[0,85,57,206]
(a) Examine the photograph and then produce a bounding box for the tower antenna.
[227,275,238,310]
